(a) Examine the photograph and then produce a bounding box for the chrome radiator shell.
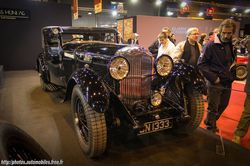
[116,46,153,105]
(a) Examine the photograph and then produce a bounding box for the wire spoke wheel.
[175,90,204,134]
[71,85,107,158]
[75,97,89,142]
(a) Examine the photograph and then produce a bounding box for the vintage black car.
[37,26,206,158]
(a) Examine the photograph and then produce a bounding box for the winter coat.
[198,34,236,85]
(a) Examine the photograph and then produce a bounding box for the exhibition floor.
[200,81,250,150]
[0,70,250,166]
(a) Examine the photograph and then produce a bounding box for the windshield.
[77,44,126,56]
[61,32,117,44]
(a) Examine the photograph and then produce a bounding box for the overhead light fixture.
[180,2,187,8]
[231,8,237,12]
[130,0,138,4]
[88,12,92,15]
[101,24,109,27]
[244,9,250,13]
[206,7,215,16]
[198,12,204,17]
[155,0,162,6]
[180,4,189,15]
[112,10,117,17]
[167,11,174,16]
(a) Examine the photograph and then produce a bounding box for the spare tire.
[0,121,51,160]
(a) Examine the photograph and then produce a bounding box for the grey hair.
[186,27,199,37]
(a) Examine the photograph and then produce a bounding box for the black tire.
[0,121,51,160]
[71,85,107,158]
[175,90,204,134]
[236,64,248,81]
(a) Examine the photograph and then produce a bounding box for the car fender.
[167,63,206,95]
[37,52,50,82]
[66,68,109,113]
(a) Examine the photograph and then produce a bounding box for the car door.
[45,34,65,87]
[62,45,78,84]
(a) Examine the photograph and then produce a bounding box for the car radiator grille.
[120,54,153,105]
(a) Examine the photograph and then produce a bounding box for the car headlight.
[151,92,162,107]
[155,55,173,77]
[109,57,129,80]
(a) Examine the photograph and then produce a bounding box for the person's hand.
[214,77,220,84]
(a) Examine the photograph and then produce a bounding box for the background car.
[235,52,249,81]
[37,26,206,158]
[234,35,250,80]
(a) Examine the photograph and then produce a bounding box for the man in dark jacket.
[232,55,250,144]
[198,19,237,132]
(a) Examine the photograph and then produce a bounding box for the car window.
[103,33,115,43]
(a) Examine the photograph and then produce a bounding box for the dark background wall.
[244,24,250,35]
[0,0,72,70]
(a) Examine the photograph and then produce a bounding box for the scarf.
[182,40,200,66]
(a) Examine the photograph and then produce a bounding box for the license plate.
[138,118,172,135]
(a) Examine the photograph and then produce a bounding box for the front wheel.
[71,85,107,158]
[175,90,204,134]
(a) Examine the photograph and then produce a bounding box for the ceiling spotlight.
[231,8,237,12]
[167,11,174,16]
[198,12,204,17]
[155,0,162,6]
[88,12,92,15]
[130,0,138,4]
[244,9,250,13]
[112,10,117,17]
[180,2,187,8]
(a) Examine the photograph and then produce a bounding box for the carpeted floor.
[200,81,250,150]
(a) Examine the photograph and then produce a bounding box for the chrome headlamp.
[109,56,129,80]
[155,54,173,77]
[151,92,162,107]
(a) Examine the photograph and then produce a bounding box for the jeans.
[205,82,232,129]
